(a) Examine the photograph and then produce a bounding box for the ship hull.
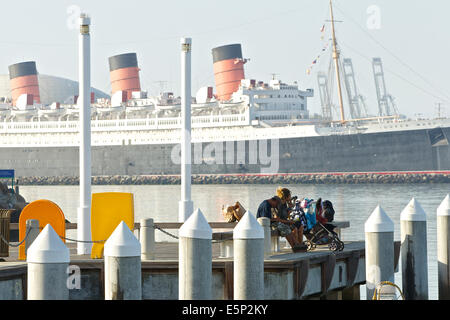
[2,127,449,177]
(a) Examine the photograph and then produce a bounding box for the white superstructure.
[0,77,449,149]
[232,79,313,124]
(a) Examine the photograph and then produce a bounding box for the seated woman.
[276,187,307,249]
[256,195,307,252]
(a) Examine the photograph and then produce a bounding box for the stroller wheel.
[305,240,313,251]
[339,241,345,251]
[328,240,339,252]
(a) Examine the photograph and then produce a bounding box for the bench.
[213,228,280,258]
[213,220,350,258]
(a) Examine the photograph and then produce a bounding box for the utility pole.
[329,0,345,124]
[77,13,92,254]
[179,37,194,222]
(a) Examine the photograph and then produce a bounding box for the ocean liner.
[0,1,449,178]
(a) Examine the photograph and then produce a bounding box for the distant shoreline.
[14,171,450,185]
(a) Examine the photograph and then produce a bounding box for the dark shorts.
[293,220,304,229]
[271,222,293,237]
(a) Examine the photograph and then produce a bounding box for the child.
[289,199,308,230]
[300,198,316,232]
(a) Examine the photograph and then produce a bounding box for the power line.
[95,7,307,46]
[0,40,74,47]
[339,40,450,106]
[333,2,450,103]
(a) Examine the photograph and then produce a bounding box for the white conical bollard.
[437,194,450,300]
[365,205,394,300]
[27,224,70,300]
[234,211,265,300]
[400,198,428,300]
[178,208,212,300]
[104,221,142,300]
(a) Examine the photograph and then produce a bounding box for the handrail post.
[140,218,155,260]
[25,219,40,257]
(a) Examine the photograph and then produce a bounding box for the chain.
[62,227,223,244]
[152,225,230,244]
[1,225,230,247]
[58,236,106,244]
[0,227,33,247]
[153,225,179,240]
[0,228,106,246]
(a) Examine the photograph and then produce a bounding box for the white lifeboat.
[38,102,67,118]
[10,94,38,118]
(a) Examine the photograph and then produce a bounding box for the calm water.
[19,183,449,300]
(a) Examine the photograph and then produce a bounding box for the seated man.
[256,195,307,252]
[276,187,305,248]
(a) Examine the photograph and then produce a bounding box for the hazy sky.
[0,0,448,119]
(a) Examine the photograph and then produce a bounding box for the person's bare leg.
[285,232,299,248]
[297,226,304,244]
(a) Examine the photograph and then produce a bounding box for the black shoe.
[292,244,308,253]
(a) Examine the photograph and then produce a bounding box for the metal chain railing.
[153,225,179,240]
[0,229,106,246]
[152,225,231,244]
[1,224,231,247]
[60,226,227,244]
[58,236,107,244]
[0,227,34,247]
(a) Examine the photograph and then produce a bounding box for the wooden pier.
[0,234,400,300]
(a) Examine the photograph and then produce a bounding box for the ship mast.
[329,0,346,123]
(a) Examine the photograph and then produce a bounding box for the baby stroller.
[304,222,344,252]
[290,198,344,253]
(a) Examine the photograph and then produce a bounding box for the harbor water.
[18,182,449,300]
